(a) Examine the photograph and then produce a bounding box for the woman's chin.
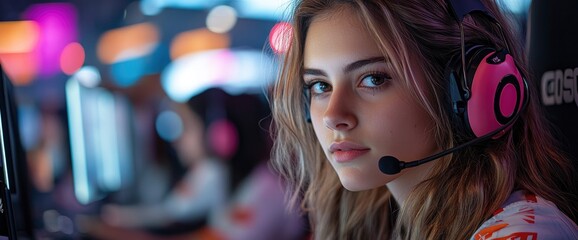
[336,167,392,191]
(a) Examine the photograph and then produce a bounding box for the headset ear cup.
[466,49,525,137]
[446,46,526,139]
[446,67,473,141]
[445,45,488,140]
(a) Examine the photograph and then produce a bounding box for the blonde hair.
[270,0,578,239]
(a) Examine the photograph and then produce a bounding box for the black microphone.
[379,79,529,175]
[379,134,491,175]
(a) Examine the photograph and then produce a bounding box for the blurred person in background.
[95,88,233,232]
[192,93,309,240]
[79,88,310,240]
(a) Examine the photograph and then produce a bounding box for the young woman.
[270,0,578,239]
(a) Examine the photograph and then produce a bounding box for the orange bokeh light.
[0,53,38,85]
[170,28,230,60]
[0,21,40,54]
[97,23,159,64]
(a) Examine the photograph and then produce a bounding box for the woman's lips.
[332,149,370,162]
[329,142,370,163]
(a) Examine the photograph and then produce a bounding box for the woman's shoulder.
[471,190,578,240]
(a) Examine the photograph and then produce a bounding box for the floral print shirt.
[471,190,578,240]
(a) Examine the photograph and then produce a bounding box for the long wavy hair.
[270,0,578,239]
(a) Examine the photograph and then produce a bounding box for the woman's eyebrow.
[303,68,326,76]
[343,57,386,72]
[303,56,387,77]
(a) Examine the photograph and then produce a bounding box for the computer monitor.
[65,72,135,206]
[0,63,35,239]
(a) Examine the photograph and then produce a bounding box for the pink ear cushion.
[499,83,517,118]
[467,52,524,137]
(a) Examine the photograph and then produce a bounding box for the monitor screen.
[0,63,34,239]
[65,74,135,205]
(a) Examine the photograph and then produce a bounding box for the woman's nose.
[322,89,357,131]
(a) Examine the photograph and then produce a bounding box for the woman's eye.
[360,73,391,88]
[308,81,331,94]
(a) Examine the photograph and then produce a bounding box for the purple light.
[24,3,78,78]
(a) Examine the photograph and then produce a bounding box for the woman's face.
[303,7,438,191]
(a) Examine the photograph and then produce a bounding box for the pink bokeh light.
[24,3,78,78]
[60,42,85,75]
[268,22,292,54]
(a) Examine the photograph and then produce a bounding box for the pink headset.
[445,0,528,139]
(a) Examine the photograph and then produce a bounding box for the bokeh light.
[234,0,294,20]
[170,28,230,60]
[162,49,234,102]
[206,5,237,34]
[0,21,40,53]
[24,3,78,78]
[499,0,531,14]
[109,43,169,87]
[155,110,184,142]
[97,23,159,64]
[140,0,226,14]
[139,0,164,16]
[269,22,292,54]
[73,66,101,88]
[0,53,38,85]
[0,20,41,84]
[60,42,85,75]
[162,49,276,102]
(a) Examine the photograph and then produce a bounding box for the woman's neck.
[385,160,435,207]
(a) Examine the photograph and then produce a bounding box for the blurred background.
[0,0,531,239]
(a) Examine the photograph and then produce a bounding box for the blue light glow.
[110,43,169,87]
[140,0,227,16]
[156,110,183,142]
[234,0,294,20]
[161,49,276,102]
[65,78,91,204]
[75,66,101,88]
[66,78,134,203]
[18,103,41,151]
[95,89,122,192]
[498,0,531,14]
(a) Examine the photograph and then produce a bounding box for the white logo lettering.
[492,56,500,63]
[540,67,578,108]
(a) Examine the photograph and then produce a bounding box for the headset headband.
[447,0,492,22]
